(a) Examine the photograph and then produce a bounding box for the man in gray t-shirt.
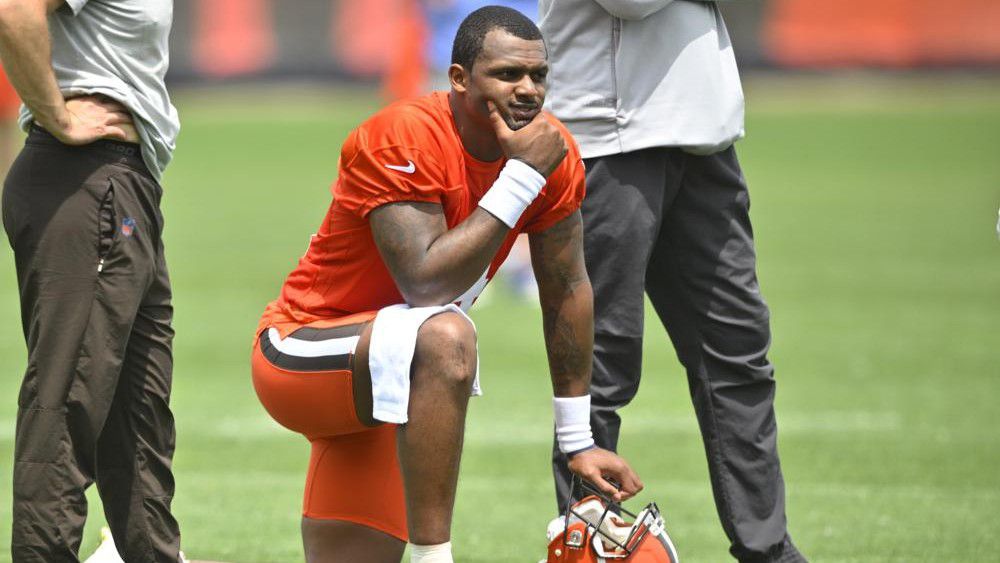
[0,0,182,561]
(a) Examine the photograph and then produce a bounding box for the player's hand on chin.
[487,100,567,178]
[567,447,644,502]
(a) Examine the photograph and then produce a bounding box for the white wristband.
[553,395,595,455]
[477,159,546,228]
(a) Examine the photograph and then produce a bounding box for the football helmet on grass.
[545,477,679,563]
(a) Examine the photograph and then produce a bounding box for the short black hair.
[451,6,543,71]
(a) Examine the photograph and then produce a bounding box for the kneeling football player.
[250,7,642,562]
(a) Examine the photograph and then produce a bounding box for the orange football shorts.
[251,311,407,541]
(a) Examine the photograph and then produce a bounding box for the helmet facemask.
[546,476,678,562]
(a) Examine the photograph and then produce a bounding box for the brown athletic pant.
[2,128,181,562]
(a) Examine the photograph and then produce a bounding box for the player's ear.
[449,63,469,93]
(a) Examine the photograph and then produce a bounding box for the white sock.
[410,541,453,563]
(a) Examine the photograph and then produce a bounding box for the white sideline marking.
[793,482,1000,502]
[1,410,902,443]
[458,410,903,447]
[457,476,1000,504]
[200,415,288,438]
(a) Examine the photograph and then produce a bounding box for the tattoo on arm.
[530,211,594,396]
[370,201,444,294]
[369,201,508,306]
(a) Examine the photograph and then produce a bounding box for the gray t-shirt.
[539,0,744,158]
[18,0,179,180]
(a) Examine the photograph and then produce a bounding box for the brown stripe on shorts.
[258,322,367,372]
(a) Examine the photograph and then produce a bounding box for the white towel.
[368,303,481,424]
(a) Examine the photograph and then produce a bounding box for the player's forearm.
[371,202,510,307]
[401,209,510,306]
[400,157,547,305]
[373,158,547,306]
[0,0,68,132]
[529,211,594,396]
[540,277,594,396]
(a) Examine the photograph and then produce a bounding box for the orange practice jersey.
[261,92,586,335]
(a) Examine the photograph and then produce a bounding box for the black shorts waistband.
[27,125,148,173]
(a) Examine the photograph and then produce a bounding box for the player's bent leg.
[299,428,407,561]
[252,307,476,561]
[301,518,405,563]
[397,312,477,547]
[252,312,379,437]
[252,312,410,560]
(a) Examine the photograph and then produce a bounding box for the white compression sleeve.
[553,395,595,455]
[410,542,453,563]
[477,159,546,228]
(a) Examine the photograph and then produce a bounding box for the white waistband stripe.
[267,328,360,358]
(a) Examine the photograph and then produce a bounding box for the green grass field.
[1,75,999,562]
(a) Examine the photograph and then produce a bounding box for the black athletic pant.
[3,128,181,562]
[552,147,804,563]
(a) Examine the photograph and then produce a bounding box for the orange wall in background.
[193,0,275,77]
[765,0,1000,67]
[335,0,426,100]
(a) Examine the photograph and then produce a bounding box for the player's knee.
[414,312,477,389]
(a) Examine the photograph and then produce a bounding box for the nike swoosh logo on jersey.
[384,160,416,174]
